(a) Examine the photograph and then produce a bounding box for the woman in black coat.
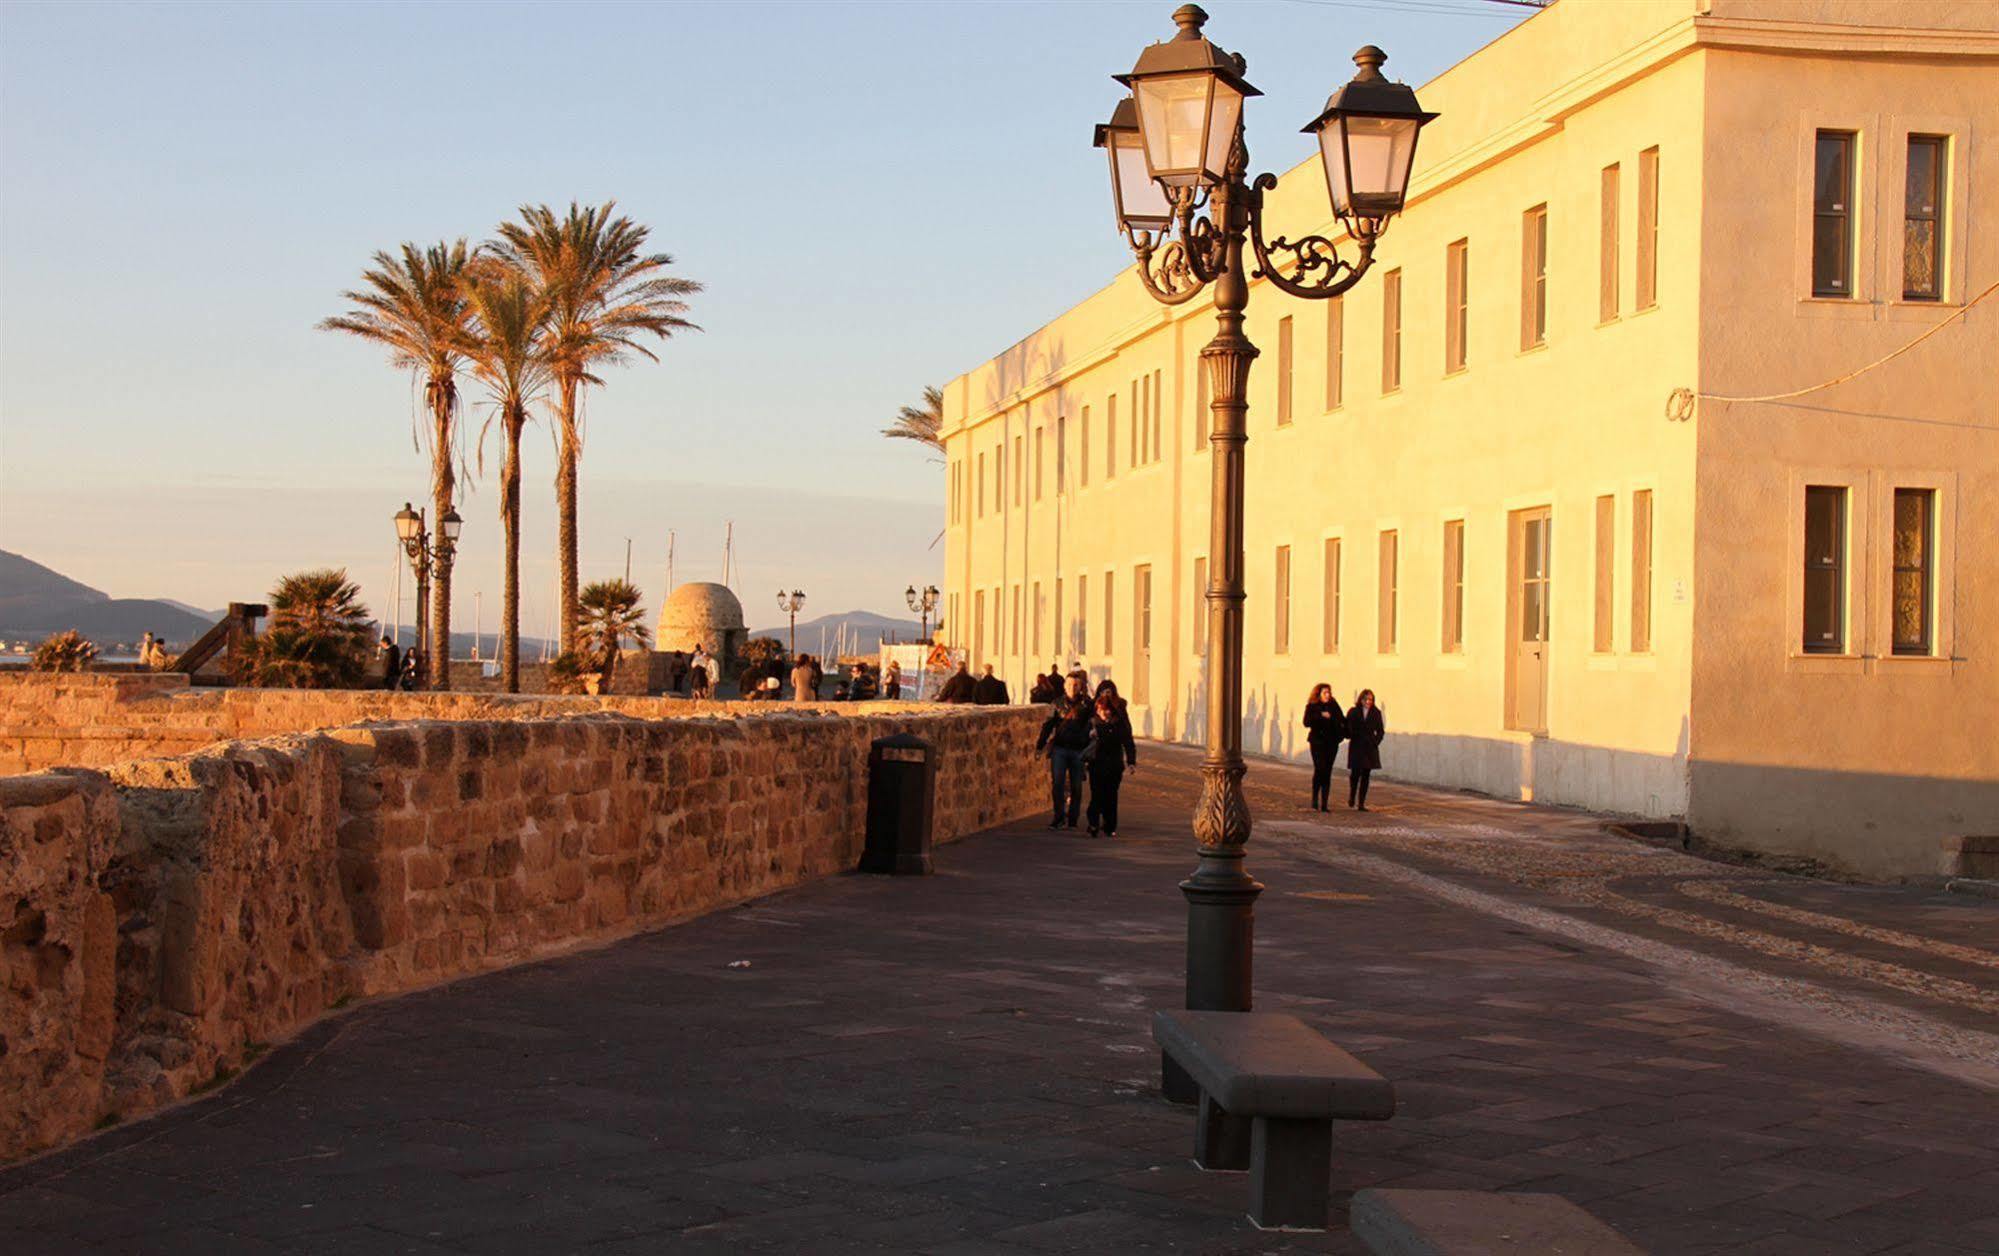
[1345,688,1385,810]
[1301,683,1346,811]
[1085,681,1138,838]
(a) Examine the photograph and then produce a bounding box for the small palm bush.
[576,580,650,683]
[232,569,374,689]
[32,630,99,672]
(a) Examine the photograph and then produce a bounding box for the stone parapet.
[0,704,1043,1162]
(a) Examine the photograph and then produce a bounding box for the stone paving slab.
[3,744,1996,1253]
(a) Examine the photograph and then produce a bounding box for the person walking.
[791,653,816,702]
[399,647,424,692]
[883,659,902,700]
[1301,683,1346,811]
[938,661,975,703]
[1084,680,1137,838]
[972,663,1010,705]
[1035,673,1093,830]
[378,635,402,691]
[1346,688,1385,810]
[689,645,713,698]
[1028,666,1061,704]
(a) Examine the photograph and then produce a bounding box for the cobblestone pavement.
[3,744,1996,1255]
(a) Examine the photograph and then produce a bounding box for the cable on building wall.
[1666,277,1999,422]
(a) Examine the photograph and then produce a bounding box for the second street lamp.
[1099,4,1432,1102]
[778,590,807,657]
[905,584,939,644]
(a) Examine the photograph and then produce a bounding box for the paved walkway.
[4,745,1996,1254]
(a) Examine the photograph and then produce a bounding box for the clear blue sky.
[0,0,1529,638]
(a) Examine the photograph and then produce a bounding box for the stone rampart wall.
[0,704,1043,1162]
[0,673,928,776]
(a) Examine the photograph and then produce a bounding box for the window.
[1104,570,1116,655]
[976,453,985,517]
[1893,488,1935,654]
[1322,538,1342,653]
[1032,581,1043,656]
[1631,489,1653,653]
[1151,368,1163,460]
[1134,564,1152,704]
[1077,574,1088,653]
[1194,361,1210,449]
[1905,135,1945,301]
[1803,485,1847,653]
[1056,416,1067,492]
[1277,316,1294,424]
[1813,131,1856,298]
[1636,147,1659,309]
[1192,557,1208,655]
[1080,407,1090,486]
[1326,298,1344,410]
[1033,428,1044,500]
[973,589,985,662]
[1012,436,1023,507]
[1274,544,1292,653]
[1129,378,1140,467]
[1593,495,1616,652]
[1600,163,1620,322]
[1011,585,1021,652]
[1381,269,1402,393]
[995,447,1004,511]
[1442,520,1464,653]
[1521,204,1548,347]
[1445,240,1469,373]
[1378,530,1399,652]
[1106,395,1117,479]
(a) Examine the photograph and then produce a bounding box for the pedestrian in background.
[938,661,975,703]
[1029,666,1061,704]
[973,663,1010,705]
[378,635,402,691]
[689,645,713,698]
[1346,688,1385,810]
[1301,683,1346,811]
[400,647,423,692]
[792,653,815,702]
[1085,679,1137,838]
[884,660,902,700]
[1036,672,1092,830]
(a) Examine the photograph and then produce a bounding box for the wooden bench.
[1152,1009,1394,1230]
[1352,1188,1646,1255]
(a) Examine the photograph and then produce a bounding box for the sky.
[0,0,1531,639]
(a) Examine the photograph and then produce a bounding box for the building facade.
[938,0,1998,880]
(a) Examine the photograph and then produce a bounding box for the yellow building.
[939,0,1999,880]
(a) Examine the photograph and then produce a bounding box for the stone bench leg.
[1194,1093,1251,1171]
[1162,1051,1198,1105]
[1248,1116,1332,1230]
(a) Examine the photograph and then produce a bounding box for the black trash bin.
[860,733,935,875]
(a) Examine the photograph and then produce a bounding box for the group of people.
[376,636,425,691]
[936,661,1011,705]
[135,631,173,670]
[1033,669,1138,838]
[1302,685,1386,811]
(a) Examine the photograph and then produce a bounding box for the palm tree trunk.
[502,415,522,694]
[430,391,455,692]
[556,377,581,656]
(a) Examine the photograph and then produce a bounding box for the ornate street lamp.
[905,584,940,644]
[778,589,807,657]
[392,501,467,690]
[393,502,430,677]
[1100,4,1432,1103]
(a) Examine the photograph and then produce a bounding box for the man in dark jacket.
[378,636,401,691]
[1035,675,1092,829]
[1028,666,1061,704]
[937,662,976,703]
[972,664,1010,705]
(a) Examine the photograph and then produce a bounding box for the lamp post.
[393,501,465,689]
[1097,5,1433,1101]
[906,584,939,644]
[433,506,462,689]
[777,590,807,656]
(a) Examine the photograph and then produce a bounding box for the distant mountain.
[748,610,925,656]
[156,598,224,620]
[0,551,216,645]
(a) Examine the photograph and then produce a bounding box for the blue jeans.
[1048,747,1086,825]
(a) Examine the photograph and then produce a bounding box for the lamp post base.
[1163,848,1264,1104]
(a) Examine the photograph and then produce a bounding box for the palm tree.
[233,569,373,689]
[462,261,552,694]
[576,579,650,687]
[320,241,473,690]
[883,385,945,457]
[490,203,700,655]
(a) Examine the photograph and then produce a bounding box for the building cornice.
[1691,15,1999,59]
